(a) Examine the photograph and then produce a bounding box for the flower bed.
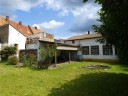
[80,64,111,69]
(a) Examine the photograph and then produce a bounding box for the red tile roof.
[0,16,8,26]
[29,26,42,34]
[65,33,101,41]
[0,16,43,37]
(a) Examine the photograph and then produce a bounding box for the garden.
[0,61,128,96]
[0,46,128,96]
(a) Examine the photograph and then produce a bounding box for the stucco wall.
[0,24,9,44]
[65,38,118,60]
[65,40,80,46]
[8,25,26,50]
[26,43,39,49]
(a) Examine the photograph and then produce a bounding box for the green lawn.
[0,62,128,96]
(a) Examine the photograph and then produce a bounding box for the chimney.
[88,31,90,34]
[35,26,37,29]
[19,21,22,25]
[6,16,9,22]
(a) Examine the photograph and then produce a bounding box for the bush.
[38,45,56,69]
[0,46,16,61]
[26,54,37,67]
[20,53,37,67]
[8,55,18,65]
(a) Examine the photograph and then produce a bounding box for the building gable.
[0,16,43,37]
[65,33,101,41]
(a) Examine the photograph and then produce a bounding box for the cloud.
[0,0,101,34]
[41,0,101,33]
[33,20,64,30]
[42,0,85,16]
[0,0,43,11]
[70,2,101,33]
[0,0,42,18]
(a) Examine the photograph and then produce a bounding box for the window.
[72,40,75,44]
[103,45,113,55]
[43,33,46,37]
[115,46,118,55]
[91,45,99,55]
[82,46,89,55]
[14,44,18,50]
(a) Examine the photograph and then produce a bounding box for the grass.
[0,61,128,96]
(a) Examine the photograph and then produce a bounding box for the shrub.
[19,52,24,62]
[37,45,56,69]
[0,46,16,61]
[27,54,37,67]
[20,53,37,67]
[8,55,18,65]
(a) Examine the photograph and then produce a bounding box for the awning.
[57,46,78,50]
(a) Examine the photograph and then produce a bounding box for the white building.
[65,32,118,62]
[0,16,54,55]
[0,16,119,62]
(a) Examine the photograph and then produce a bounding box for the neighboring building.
[0,16,54,55]
[0,16,75,62]
[0,16,118,62]
[65,32,118,62]
[25,39,78,62]
[54,39,64,44]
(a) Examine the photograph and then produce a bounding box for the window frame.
[103,45,113,55]
[91,45,99,55]
[72,40,75,44]
[82,46,89,55]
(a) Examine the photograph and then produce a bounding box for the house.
[0,16,54,56]
[0,16,76,63]
[25,38,78,63]
[64,32,118,62]
[0,16,118,63]
[54,39,64,44]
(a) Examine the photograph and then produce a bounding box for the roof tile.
[65,33,101,41]
[0,16,43,37]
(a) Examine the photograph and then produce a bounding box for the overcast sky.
[0,0,101,39]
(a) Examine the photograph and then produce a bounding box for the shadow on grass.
[109,62,128,72]
[118,64,128,72]
[101,62,128,72]
[49,72,128,96]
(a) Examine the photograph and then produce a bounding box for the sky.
[0,0,101,39]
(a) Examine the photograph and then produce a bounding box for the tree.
[84,0,128,64]
[37,44,56,69]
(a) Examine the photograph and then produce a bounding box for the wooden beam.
[54,50,57,66]
[69,50,71,63]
